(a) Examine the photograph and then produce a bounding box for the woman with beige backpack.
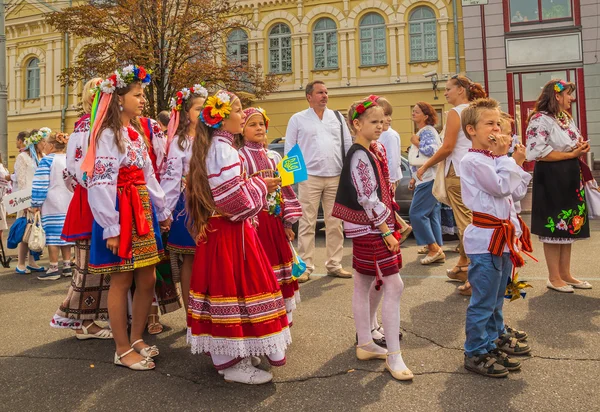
[416,75,486,295]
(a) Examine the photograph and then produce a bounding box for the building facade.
[4,0,467,167]
[462,0,600,169]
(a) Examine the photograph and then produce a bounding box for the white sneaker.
[222,357,273,385]
[218,356,261,375]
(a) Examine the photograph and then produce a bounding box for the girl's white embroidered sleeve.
[208,143,268,221]
[525,115,553,161]
[31,156,52,208]
[159,137,185,216]
[350,151,390,226]
[143,146,168,222]
[88,131,120,239]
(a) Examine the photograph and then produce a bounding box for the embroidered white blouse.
[14,151,37,193]
[525,112,581,161]
[65,115,91,187]
[459,150,525,254]
[87,127,168,239]
[343,148,391,238]
[160,135,193,216]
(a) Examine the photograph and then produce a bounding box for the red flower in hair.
[177,91,183,99]
[202,107,223,125]
[356,105,366,114]
[138,67,147,80]
[108,74,117,85]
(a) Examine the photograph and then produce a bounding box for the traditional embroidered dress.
[14,151,37,218]
[238,142,303,314]
[161,134,195,255]
[526,112,589,244]
[52,114,111,329]
[332,142,401,288]
[187,130,291,359]
[31,153,74,245]
[87,126,168,274]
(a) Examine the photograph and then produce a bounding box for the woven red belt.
[472,211,524,268]
[117,166,150,259]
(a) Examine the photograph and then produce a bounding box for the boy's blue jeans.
[464,252,512,357]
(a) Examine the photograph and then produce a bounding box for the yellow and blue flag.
[277,144,308,187]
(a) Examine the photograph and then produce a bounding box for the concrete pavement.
[0,216,599,411]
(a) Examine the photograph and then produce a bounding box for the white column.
[7,47,16,113]
[301,34,309,86]
[339,30,349,87]
[14,69,21,114]
[257,36,265,73]
[53,40,62,110]
[388,24,399,82]
[248,40,258,66]
[348,30,357,85]
[293,35,302,88]
[439,19,449,75]
[397,23,407,80]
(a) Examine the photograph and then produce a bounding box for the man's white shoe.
[222,357,273,385]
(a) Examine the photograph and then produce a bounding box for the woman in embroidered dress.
[186,91,290,385]
[31,132,74,280]
[332,99,412,381]
[51,78,113,339]
[83,65,171,371]
[14,128,47,274]
[238,107,302,325]
[526,79,591,292]
[415,76,487,295]
[161,84,207,314]
[408,102,444,265]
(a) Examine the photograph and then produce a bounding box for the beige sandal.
[131,339,159,359]
[356,342,387,361]
[147,314,164,335]
[420,251,446,265]
[114,348,155,371]
[75,322,113,340]
[385,350,414,381]
[417,246,429,254]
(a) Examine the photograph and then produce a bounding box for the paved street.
[1,216,599,411]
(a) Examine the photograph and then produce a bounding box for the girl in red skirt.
[185,91,290,385]
[238,107,302,325]
[332,98,413,381]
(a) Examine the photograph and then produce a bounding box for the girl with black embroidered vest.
[238,107,303,325]
[82,65,171,371]
[185,91,291,385]
[332,99,413,381]
[160,84,207,314]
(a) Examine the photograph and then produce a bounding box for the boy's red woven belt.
[472,211,524,268]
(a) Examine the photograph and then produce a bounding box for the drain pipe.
[452,0,460,73]
[60,0,71,132]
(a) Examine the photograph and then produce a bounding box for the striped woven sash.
[472,211,524,268]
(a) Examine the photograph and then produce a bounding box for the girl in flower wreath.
[332,98,412,381]
[186,91,291,385]
[237,107,302,325]
[160,83,207,313]
[82,64,171,371]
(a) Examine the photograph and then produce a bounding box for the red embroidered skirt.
[187,217,291,358]
[352,234,402,277]
[61,185,93,242]
[256,210,300,313]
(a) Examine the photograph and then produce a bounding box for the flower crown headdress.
[199,90,238,129]
[169,83,208,112]
[24,127,50,147]
[242,107,270,132]
[554,80,568,94]
[54,133,70,145]
[351,99,378,120]
[81,64,152,178]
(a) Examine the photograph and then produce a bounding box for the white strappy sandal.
[114,348,155,371]
[75,322,113,340]
[131,339,159,358]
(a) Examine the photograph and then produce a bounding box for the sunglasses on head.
[451,74,472,88]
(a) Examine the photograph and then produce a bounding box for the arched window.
[268,23,292,73]
[227,29,248,65]
[359,13,387,66]
[26,58,40,100]
[409,7,438,62]
[313,18,338,70]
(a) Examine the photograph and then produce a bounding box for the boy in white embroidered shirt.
[459,98,531,378]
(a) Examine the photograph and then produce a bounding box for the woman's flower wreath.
[96,64,152,94]
[25,127,51,147]
[199,91,234,129]
[169,83,208,111]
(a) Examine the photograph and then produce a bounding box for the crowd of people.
[2,66,593,383]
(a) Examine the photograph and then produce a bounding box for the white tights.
[353,271,408,371]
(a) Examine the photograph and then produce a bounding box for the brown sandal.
[147,314,163,335]
[458,281,472,296]
[447,265,468,282]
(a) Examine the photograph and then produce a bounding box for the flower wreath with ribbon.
[80,64,152,179]
[351,99,378,120]
[199,91,238,129]
[24,127,50,148]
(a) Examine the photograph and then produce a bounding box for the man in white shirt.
[285,81,353,282]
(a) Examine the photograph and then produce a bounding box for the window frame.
[358,12,388,67]
[408,6,438,63]
[312,18,339,70]
[508,0,573,26]
[268,23,293,74]
[26,57,40,100]
[226,29,249,65]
